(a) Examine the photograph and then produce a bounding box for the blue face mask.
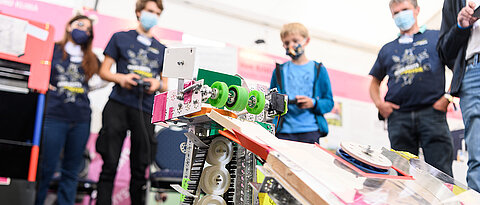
[394,10,415,31]
[71,29,89,45]
[140,11,158,31]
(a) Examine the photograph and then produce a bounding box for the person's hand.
[377,101,400,119]
[296,95,314,109]
[458,1,479,28]
[143,78,161,94]
[48,84,57,91]
[433,96,450,112]
[117,73,140,89]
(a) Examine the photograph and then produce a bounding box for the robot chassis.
[152,65,291,205]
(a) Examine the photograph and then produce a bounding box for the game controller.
[133,78,151,91]
[288,98,298,105]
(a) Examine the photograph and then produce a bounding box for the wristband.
[444,93,453,103]
[458,22,472,29]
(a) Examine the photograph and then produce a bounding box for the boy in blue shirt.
[270,23,334,144]
[96,0,167,204]
[369,0,453,176]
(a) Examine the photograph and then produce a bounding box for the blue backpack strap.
[312,61,323,95]
[275,62,283,92]
[274,62,285,131]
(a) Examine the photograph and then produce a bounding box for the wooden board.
[205,110,472,204]
[265,152,329,205]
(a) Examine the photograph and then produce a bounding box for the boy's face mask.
[286,43,304,60]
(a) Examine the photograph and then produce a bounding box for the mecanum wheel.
[199,166,231,195]
[246,90,266,115]
[206,137,233,165]
[197,195,226,205]
[209,81,229,108]
[225,85,248,111]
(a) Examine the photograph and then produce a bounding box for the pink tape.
[169,107,174,119]
[183,81,194,104]
[152,93,167,123]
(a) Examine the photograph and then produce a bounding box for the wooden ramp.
[207,110,479,205]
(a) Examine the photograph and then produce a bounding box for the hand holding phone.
[473,6,480,18]
[459,1,480,27]
[295,96,314,109]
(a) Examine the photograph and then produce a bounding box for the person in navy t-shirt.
[95,0,167,204]
[369,0,454,176]
[35,15,100,205]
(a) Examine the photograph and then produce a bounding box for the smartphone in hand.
[474,6,480,18]
[288,98,298,105]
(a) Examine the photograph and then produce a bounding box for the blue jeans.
[35,118,90,205]
[387,107,454,176]
[460,62,480,192]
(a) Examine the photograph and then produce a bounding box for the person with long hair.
[35,15,100,205]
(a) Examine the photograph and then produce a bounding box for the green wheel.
[246,90,265,114]
[225,85,248,111]
[209,81,228,108]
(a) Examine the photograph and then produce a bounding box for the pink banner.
[0,0,182,50]
[237,47,374,102]
[236,48,462,119]
[237,48,288,83]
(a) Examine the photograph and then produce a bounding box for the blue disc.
[336,148,390,175]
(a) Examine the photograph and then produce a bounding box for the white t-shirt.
[466,0,480,59]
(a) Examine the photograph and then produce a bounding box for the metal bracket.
[184,132,209,149]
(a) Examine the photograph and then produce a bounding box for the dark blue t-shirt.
[104,30,166,113]
[45,44,91,122]
[369,30,445,112]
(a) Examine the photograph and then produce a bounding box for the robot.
[151,47,287,205]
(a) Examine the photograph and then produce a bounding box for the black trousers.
[95,99,156,205]
[276,130,324,144]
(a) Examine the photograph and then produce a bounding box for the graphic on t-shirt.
[55,63,85,103]
[287,72,313,97]
[391,47,431,86]
[127,48,159,78]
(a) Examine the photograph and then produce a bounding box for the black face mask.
[285,44,304,60]
[71,29,89,45]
